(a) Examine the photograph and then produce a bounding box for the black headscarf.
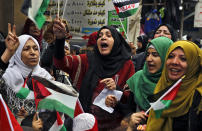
[136,35,148,53]
[153,23,177,42]
[79,26,131,112]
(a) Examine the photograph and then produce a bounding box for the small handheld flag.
[146,75,185,118]
[31,77,78,118]
[49,112,66,131]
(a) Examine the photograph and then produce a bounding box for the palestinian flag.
[49,112,66,131]
[74,99,84,117]
[16,86,32,99]
[112,0,140,18]
[21,0,50,29]
[16,72,34,99]
[0,94,23,131]
[32,79,78,118]
[148,76,184,118]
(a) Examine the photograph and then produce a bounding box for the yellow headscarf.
[146,40,202,131]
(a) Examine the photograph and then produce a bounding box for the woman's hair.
[137,35,148,52]
[22,18,34,35]
[153,23,177,41]
[21,18,43,47]
[193,39,201,48]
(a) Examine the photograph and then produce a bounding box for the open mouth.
[169,68,182,75]
[101,43,108,49]
[148,63,155,68]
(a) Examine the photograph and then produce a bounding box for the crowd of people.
[0,15,201,131]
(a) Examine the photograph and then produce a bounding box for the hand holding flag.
[32,112,43,131]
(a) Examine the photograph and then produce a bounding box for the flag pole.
[58,0,60,16]
[119,18,131,42]
[145,75,185,115]
[62,0,69,20]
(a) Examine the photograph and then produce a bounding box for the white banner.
[194,2,202,27]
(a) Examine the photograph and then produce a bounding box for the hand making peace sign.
[5,23,19,55]
[1,23,19,63]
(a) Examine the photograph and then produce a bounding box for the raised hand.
[53,15,67,39]
[5,23,19,55]
[1,23,19,63]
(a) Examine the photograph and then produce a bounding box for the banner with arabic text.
[45,0,128,40]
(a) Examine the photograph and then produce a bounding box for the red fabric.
[86,116,98,131]
[87,32,98,47]
[0,96,23,131]
[56,112,63,125]
[54,54,88,90]
[74,99,84,117]
[163,82,181,101]
[53,54,135,129]
[82,35,89,40]
[32,79,51,109]
[114,6,120,14]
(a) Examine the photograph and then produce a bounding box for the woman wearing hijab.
[0,23,19,114]
[132,35,148,71]
[22,18,49,56]
[153,23,177,42]
[134,24,177,72]
[146,41,202,131]
[53,16,135,130]
[136,35,148,54]
[127,36,173,109]
[107,37,173,130]
[1,34,52,117]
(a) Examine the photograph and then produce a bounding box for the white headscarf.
[3,35,53,96]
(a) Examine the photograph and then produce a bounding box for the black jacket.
[173,91,202,131]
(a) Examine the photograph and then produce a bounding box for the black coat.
[173,91,202,131]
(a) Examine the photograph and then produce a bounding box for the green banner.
[108,10,127,35]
